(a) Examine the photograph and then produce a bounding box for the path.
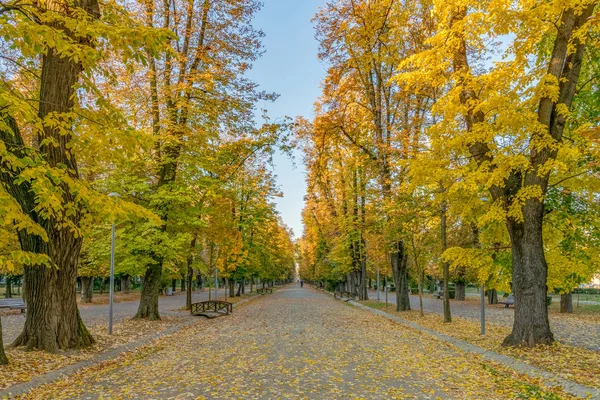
[368,290,600,351]
[1,289,230,344]
[22,286,566,399]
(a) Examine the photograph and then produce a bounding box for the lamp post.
[376,265,380,302]
[481,284,486,335]
[215,244,220,300]
[108,192,120,335]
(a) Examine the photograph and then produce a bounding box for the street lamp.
[214,244,220,301]
[108,192,120,335]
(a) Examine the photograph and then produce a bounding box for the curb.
[345,299,599,399]
[0,294,261,399]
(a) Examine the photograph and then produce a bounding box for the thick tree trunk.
[0,317,7,365]
[391,241,410,312]
[4,276,12,299]
[560,293,573,314]
[123,275,131,294]
[134,263,162,320]
[80,277,93,303]
[236,280,242,297]
[503,213,553,346]
[488,289,498,304]
[228,279,235,297]
[99,277,107,295]
[186,269,193,311]
[455,281,466,301]
[180,275,185,292]
[171,279,177,293]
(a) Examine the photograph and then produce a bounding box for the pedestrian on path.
[300,280,304,288]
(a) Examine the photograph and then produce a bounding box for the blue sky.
[247,0,326,239]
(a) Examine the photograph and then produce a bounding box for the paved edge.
[0,294,262,399]
[344,298,599,399]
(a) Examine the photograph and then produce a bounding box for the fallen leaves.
[362,300,600,391]
[16,288,579,399]
[0,316,185,390]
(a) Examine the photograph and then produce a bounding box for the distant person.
[300,280,304,288]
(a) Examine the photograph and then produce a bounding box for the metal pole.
[376,265,380,302]
[108,192,120,335]
[215,244,219,301]
[480,284,485,335]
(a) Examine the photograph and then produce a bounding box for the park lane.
[22,286,564,399]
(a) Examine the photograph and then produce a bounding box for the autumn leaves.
[297,0,600,346]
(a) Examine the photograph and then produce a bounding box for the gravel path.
[1,289,230,344]
[368,290,600,351]
[22,286,568,399]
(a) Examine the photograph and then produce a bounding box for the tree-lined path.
[22,286,567,399]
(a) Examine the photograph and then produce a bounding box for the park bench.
[334,291,357,302]
[0,298,26,313]
[499,295,515,308]
[190,300,232,318]
[256,288,273,295]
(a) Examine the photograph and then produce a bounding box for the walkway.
[1,289,230,344]
[368,290,600,351]
[22,286,567,399]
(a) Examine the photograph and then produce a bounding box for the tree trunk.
[171,279,176,293]
[455,281,466,301]
[4,276,12,299]
[186,268,193,311]
[236,280,242,297]
[0,317,8,365]
[488,289,498,305]
[134,263,162,320]
[560,292,573,313]
[502,214,553,346]
[80,277,93,303]
[441,200,451,323]
[228,279,235,297]
[123,275,131,294]
[391,241,410,311]
[180,275,185,292]
[196,274,203,290]
[99,277,107,295]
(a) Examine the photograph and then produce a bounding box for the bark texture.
[134,263,162,320]
[560,293,573,313]
[0,317,7,365]
[4,276,12,298]
[391,241,410,312]
[80,277,93,303]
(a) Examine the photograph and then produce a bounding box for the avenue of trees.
[297,0,600,346]
[0,0,294,362]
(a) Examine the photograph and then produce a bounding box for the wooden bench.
[256,288,273,295]
[334,291,357,301]
[0,299,26,313]
[190,300,232,318]
[499,295,515,308]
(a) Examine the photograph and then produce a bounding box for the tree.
[0,0,101,352]
[400,0,599,345]
[0,316,7,365]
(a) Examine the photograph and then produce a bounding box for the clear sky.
[247,0,326,239]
